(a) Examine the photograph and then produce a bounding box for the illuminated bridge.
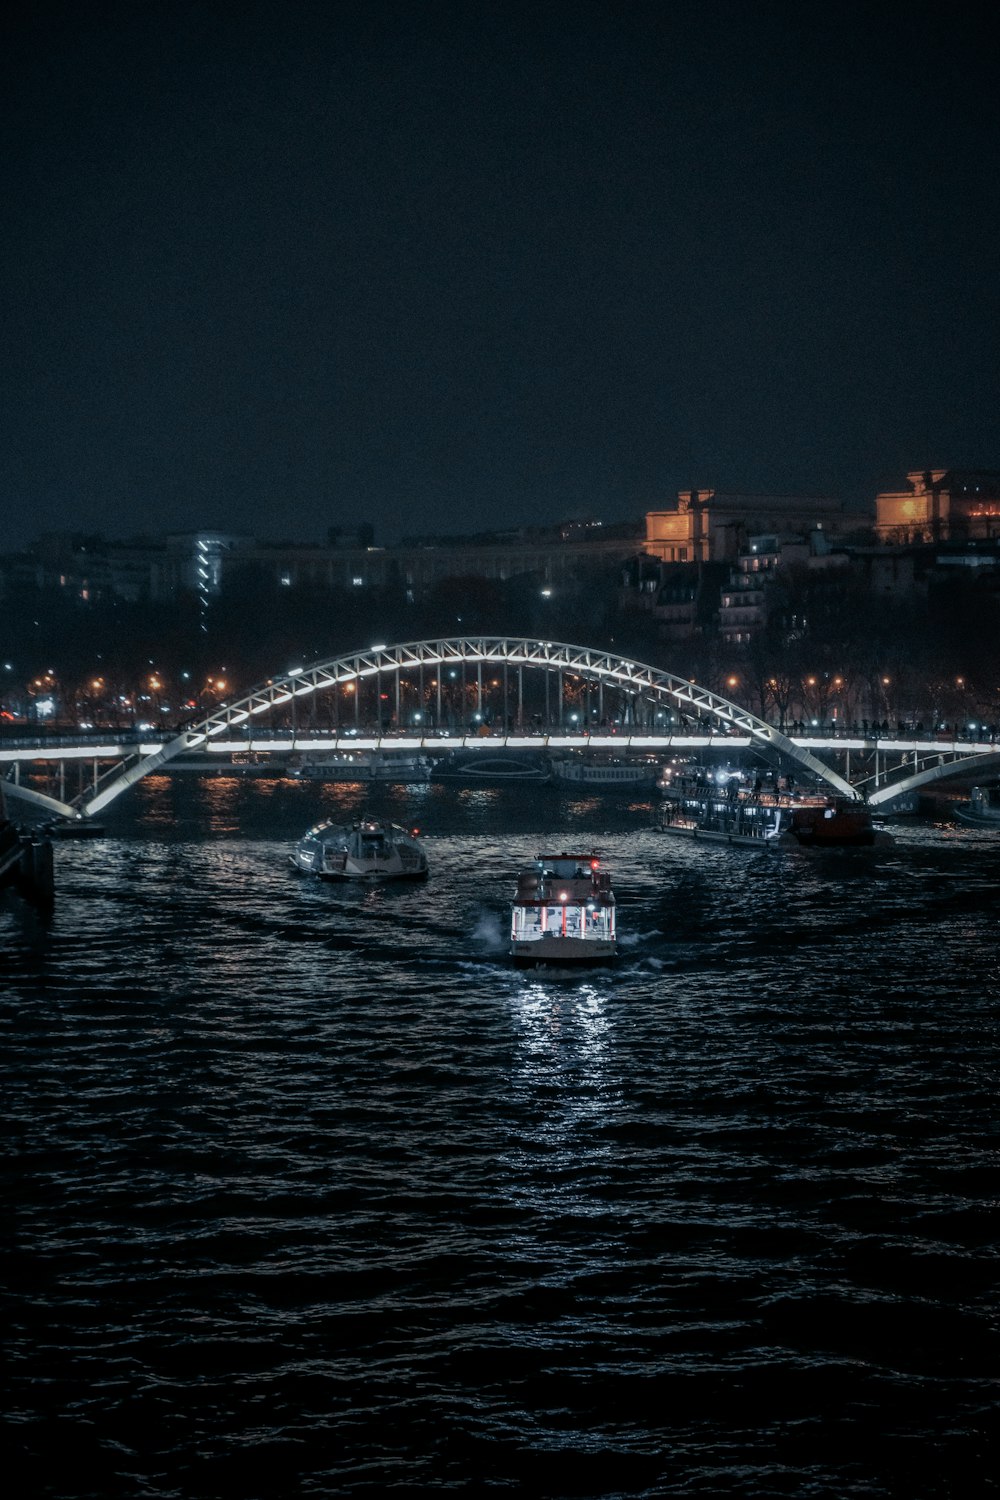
[2,637,997,822]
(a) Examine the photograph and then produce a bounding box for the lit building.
[718,530,847,644]
[644,488,848,563]
[875,469,1000,543]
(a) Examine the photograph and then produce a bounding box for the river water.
[3,776,998,1499]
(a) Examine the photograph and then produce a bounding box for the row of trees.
[1,560,998,732]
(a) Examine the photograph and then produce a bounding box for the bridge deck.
[2,731,996,762]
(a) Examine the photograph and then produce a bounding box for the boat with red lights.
[655,774,893,849]
[510,852,617,965]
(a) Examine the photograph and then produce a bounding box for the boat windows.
[511,904,614,941]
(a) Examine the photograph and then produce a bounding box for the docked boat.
[291,751,433,782]
[291,818,429,880]
[954,785,1000,828]
[510,851,617,965]
[656,777,893,849]
[551,755,658,789]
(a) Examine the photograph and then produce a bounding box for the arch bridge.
[1,637,994,819]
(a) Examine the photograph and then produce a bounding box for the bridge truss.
[2,637,995,818]
[4,637,853,818]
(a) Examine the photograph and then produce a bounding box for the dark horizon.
[3,0,998,551]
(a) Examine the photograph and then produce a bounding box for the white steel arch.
[867,749,1000,808]
[81,637,859,816]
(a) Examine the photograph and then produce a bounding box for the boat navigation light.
[590,858,600,869]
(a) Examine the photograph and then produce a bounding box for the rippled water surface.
[3,777,999,1498]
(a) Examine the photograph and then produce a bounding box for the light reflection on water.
[505,982,618,1220]
[2,779,999,1498]
[511,980,610,1076]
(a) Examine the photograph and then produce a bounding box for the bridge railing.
[3,724,1000,752]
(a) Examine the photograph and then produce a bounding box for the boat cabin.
[510,852,616,948]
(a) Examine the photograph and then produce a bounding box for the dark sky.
[3,0,998,549]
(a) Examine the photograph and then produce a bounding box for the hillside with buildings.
[2,469,999,732]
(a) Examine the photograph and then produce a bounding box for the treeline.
[1,560,999,728]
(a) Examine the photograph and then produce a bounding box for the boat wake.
[472,912,507,952]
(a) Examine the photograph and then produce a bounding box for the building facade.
[644,489,848,564]
[875,470,1000,543]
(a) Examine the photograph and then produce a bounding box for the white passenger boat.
[291,818,429,881]
[291,751,432,782]
[510,852,617,965]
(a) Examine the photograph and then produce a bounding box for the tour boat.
[291,751,432,782]
[656,776,893,849]
[291,818,429,881]
[510,852,617,965]
[550,756,658,789]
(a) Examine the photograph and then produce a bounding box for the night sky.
[3,0,998,550]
